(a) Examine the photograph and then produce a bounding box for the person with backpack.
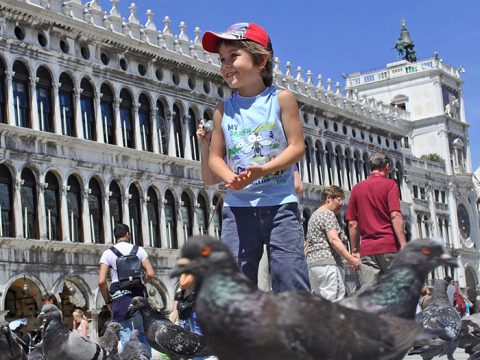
[98,223,154,353]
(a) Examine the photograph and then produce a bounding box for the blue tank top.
[222,86,297,207]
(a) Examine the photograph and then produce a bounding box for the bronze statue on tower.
[395,19,417,62]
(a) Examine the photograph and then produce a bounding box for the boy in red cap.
[201,23,310,292]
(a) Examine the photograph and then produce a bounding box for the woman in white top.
[72,309,89,337]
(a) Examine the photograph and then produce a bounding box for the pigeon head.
[171,235,237,280]
[129,296,149,312]
[391,238,457,270]
[0,320,10,335]
[37,304,62,327]
[105,321,124,333]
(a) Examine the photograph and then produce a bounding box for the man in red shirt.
[346,152,407,286]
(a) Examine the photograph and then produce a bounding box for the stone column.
[0,310,9,321]
[29,78,39,130]
[13,178,24,238]
[427,186,440,237]
[74,89,84,139]
[89,309,101,339]
[321,151,329,186]
[37,182,47,240]
[133,104,142,150]
[447,182,461,249]
[61,185,71,241]
[311,146,319,185]
[141,194,150,247]
[464,136,473,173]
[95,90,104,143]
[52,82,63,135]
[151,107,160,153]
[340,154,348,190]
[114,99,123,146]
[167,110,176,157]
[122,194,130,227]
[331,152,339,186]
[82,188,93,243]
[159,201,167,248]
[437,129,452,175]
[183,114,193,160]
[103,191,113,244]
[6,71,16,126]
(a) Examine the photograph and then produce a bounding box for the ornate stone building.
[0,0,478,334]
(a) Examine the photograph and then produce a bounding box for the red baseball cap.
[202,22,271,53]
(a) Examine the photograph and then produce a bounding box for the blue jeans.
[180,310,205,360]
[119,311,151,355]
[221,203,310,293]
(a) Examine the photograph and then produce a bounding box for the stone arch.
[1,273,45,312]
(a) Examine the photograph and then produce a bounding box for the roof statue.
[395,19,417,62]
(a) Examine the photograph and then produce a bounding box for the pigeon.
[94,321,124,354]
[171,235,425,360]
[128,296,211,360]
[340,238,457,319]
[408,279,462,360]
[119,329,151,360]
[0,320,27,360]
[459,313,480,356]
[27,343,46,360]
[38,304,109,360]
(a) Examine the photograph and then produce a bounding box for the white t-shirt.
[99,242,148,283]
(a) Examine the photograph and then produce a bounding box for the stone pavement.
[405,347,470,360]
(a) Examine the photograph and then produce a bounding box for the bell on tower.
[394,19,417,63]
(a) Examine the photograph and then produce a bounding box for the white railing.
[346,58,461,88]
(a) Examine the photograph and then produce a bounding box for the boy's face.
[218,43,263,93]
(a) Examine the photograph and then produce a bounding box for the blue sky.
[98,0,480,171]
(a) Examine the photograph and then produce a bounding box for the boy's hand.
[196,119,212,143]
[225,166,266,190]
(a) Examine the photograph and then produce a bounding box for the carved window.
[188,108,199,161]
[164,190,178,249]
[80,78,96,141]
[100,83,115,145]
[345,149,352,191]
[59,73,75,136]
[21,168,38,239]
[13,61,31,128]
[147,188,160,248]
[67,176,83,242]
[212,195,223,239]
[0,164,14,237]
[88,178,104,244]
[304,141,312,184]
[109,181,123,237]
[129,184,143,246]
[138,94,152,152]
[156,100,168,155]
[36,67,54,133]
[173,104,184,158]
[119,89,134,148]
[196,195,208,234]
[44,172,61,241]
[181,193,193,243]
[314,142,323,186]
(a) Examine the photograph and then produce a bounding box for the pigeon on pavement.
[171,235,425,360]
[27,343,46,360]
[120,329,151,360]
[128,297,212,360]
[0,320,27,360]
[408,279,462,360]
[94,321,123,355]
[38,304,109,360]
[340,238,457,319]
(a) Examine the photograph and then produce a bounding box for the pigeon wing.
[154,322,205,357]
